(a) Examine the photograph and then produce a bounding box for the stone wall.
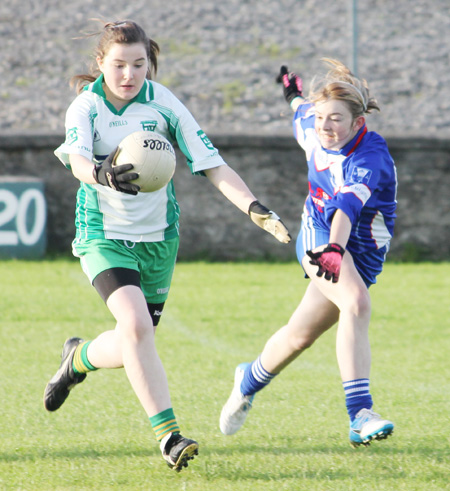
[1,132,449,261]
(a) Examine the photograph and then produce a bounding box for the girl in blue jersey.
[220,59,397,448]
[43,19,291,472]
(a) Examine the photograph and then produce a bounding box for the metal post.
[351,0,358,76]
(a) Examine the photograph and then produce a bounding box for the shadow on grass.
[1,434,447,462]
[0,444,157,463]
[1,439,448,485]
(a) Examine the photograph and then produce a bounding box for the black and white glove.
[248,200,291,244]
[306,243,345,283]
[276,66,303,105]
[93,147,140,195]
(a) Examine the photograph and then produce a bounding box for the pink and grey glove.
[306,243,345,283]
[276,66,303,104]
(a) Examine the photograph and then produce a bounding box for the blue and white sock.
[240,356,277,396]
[343,378,373,422]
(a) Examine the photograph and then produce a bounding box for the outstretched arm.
[205,165,291,243]
[204,164,256,214]
[276,66,305,112]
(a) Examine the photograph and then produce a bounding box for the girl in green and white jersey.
[44,19,290,472]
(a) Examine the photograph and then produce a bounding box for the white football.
[114,131,176,192]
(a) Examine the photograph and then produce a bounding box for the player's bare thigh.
[288,281,339,343]
[302,247,371,317]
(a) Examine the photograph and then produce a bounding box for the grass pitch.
[0,259,448,490]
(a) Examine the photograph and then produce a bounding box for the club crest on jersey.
[351,167,372,184]
[66,127,78,145]
[197,130,214,150]
[140,120,157,131]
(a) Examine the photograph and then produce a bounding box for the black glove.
[93,147,140,195]
[248,200,291,244]
[276,66,303,104]
[306,243,345,283]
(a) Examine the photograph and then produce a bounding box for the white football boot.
[220,363,255,435]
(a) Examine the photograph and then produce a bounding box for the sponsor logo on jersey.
[141,120,157,131]
[197,130,214,150]
[157,287,170,294]
[66,127,78,144]
[308,183,331,212]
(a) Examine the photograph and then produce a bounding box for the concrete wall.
[1,132,449,261]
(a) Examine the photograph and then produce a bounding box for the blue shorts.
[296,210,388,288]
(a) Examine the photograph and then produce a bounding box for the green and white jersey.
[55,75,226,243]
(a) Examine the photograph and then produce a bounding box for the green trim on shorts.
[73,237,179,303]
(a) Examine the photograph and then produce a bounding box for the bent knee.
[120,315,154,341]
[341,289,371,319]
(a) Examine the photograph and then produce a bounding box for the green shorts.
[73,237,179,303]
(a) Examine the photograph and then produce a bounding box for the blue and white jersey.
[293,103,397,254]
